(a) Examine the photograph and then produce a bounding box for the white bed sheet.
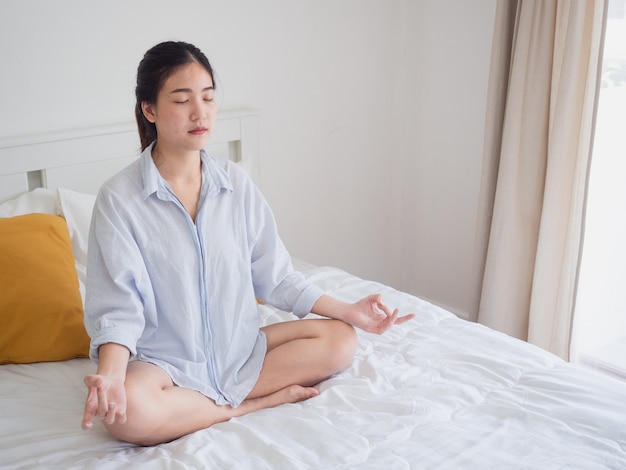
[1,265,626,469]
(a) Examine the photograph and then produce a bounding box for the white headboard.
[0,108,259,203]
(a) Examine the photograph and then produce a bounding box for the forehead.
[162,61,214,91]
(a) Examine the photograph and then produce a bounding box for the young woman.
[81,41,413,446]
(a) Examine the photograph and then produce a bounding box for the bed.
[1,109,625,469]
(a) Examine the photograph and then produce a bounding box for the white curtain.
[476,0,607,360]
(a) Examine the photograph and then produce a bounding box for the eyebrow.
[169,86,214,94]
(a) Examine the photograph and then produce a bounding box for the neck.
[152,143,201,182]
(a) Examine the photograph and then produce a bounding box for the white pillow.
[0,188,58,217]
[56,188,96,269]
[56,188,97,303]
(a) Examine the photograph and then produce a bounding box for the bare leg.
[250,318,357,398]
[106,319,357,445]
[105,362,320,446]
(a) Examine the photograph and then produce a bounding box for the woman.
[81,41,413,446]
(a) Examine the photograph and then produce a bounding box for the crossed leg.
[104,319,357,445]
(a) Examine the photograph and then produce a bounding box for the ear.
[141,102,157,123]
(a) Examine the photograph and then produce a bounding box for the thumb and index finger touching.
[372,295,416,325]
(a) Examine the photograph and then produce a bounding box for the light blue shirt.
[85,143,324,407]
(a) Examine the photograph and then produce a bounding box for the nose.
[190,97,207,122]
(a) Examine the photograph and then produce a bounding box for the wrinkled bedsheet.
[1,265,625,469]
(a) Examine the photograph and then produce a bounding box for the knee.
[327,320,358,369]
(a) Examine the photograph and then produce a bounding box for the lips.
[189,127,208,135]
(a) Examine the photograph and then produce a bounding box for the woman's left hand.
[341,294,415,334]
[312,293,414,334]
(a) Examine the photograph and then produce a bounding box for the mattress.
[1,263,625,469]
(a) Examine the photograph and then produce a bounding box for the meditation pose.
[81,41,413,446]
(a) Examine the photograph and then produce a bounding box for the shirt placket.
[193,219,222,398]
[165,186,223,400]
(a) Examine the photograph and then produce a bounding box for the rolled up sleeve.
[247,181,324,317]
[84,188,149,362]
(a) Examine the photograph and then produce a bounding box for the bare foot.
[277,384,320,404]
[234,385,319,418]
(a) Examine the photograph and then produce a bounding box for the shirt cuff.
[89,327,138,363]
[292,284,325,318]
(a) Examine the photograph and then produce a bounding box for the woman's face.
[142,61,217,155]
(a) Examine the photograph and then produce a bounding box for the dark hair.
[135,41,215,151]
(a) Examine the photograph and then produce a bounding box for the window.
[573,0,626,379]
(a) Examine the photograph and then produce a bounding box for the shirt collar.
[140,142,233,200]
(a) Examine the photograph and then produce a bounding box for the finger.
[388,308,400,322]
[394,313,416,325]
[367,293,382,309]
[104,401,118,425]
[82,387,97,429]
[104,401,128,426]
[117,407,128,425]
[84,374,103,388]
[104,401,114,425]
[82,386,98,430]
[376,301,394,318]
[96,385,109,419]
[376,308,400,333]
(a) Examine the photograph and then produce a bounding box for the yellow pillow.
[0,213,90,364]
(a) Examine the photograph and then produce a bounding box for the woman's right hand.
[81,343,130,431]
[82,374,127,430]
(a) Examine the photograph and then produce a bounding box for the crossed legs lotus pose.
[83,318,357,446]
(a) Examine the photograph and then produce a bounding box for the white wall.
[400,0,497,318]
[0,0,497,320]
